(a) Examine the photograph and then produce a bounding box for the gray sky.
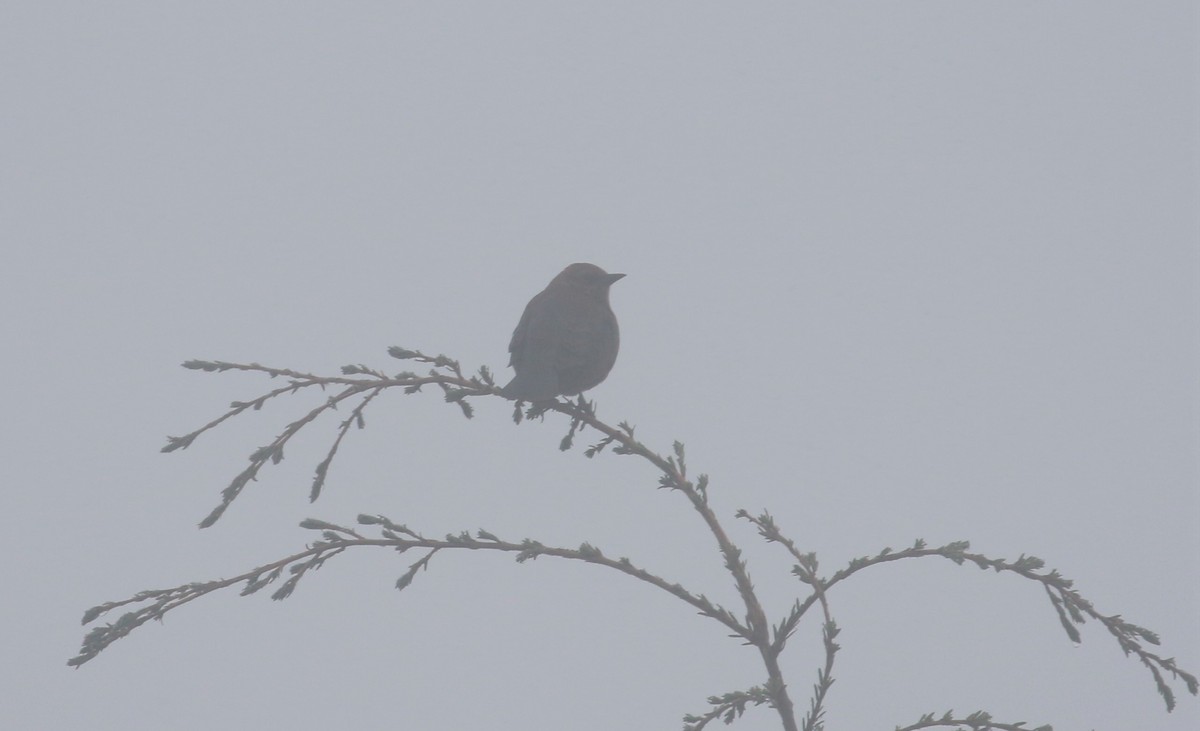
[3,3,1197,729]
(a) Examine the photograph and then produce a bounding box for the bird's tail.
[500,367,559,402]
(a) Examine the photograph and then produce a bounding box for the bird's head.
[552,263,626,297]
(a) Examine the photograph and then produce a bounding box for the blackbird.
[500,263,625,402]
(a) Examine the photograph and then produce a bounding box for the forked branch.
[73,347,1196,730]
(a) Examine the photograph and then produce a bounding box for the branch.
[70,514,747,668]
[739,511,839,731]
[159,350,798,729]
[770,538,1197,712]
[162,350,495,527]
[538,405,796,730]
[896,709,1051,731]
[139,347,1197,725]
[682,685,774,731]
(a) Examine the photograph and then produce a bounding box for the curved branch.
[132,347,1198,724]
[159,350,798,729]
[164,354,496,527]
[542,402,795,730]
[70,516,749,668]
[771,538,1198,712]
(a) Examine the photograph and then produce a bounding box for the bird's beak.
[607,273,626,284]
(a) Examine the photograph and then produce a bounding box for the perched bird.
[501,263,625,402]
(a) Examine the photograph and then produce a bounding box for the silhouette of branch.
[740,511,838,731]
[76,346,1197,729]
[70,515,745,668]
[151,349,800,728]
[896,709,1051,731]
[683,685,774,731]
[542,400,795,728]
[768,538,1198,712]
[161,350,495,527]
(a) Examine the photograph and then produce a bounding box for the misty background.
[2,3,1197,729]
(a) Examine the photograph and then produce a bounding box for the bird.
[500,263,625,402]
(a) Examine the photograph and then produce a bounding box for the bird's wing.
[507,289,544,367]
[553,310,617,370]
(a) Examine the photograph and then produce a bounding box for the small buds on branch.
[76,345,1196,729]
[70,514,746,669]
[163,348,495,527]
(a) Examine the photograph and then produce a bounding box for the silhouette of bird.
[500,263,625,402]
